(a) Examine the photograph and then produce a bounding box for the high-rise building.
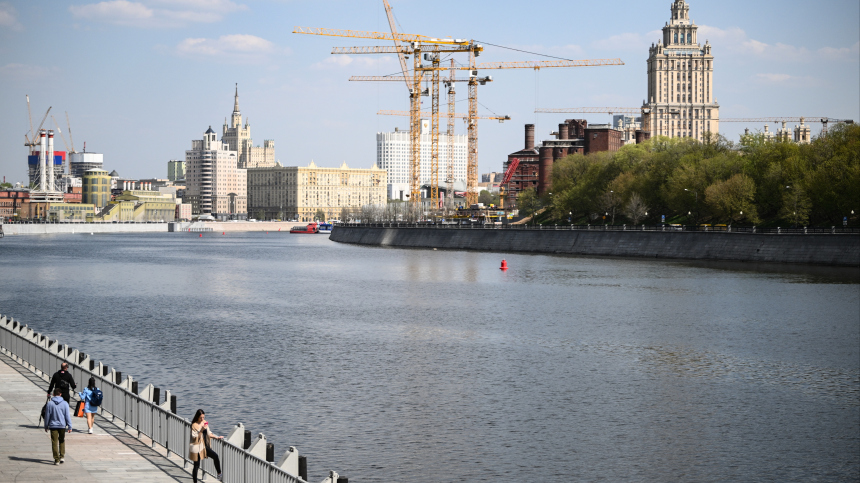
[643,0,720,141]
[167,160,185,182]
[221,85,275,169]
[69,152,103,178]
[185,126,247,220]
[377,120,468,200]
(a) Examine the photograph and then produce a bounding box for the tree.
[478,190,498,206]
[340,207,351,222]
[314,209,326,221]
[779,185,811,227]
[624,192,649,225]
[0,182,12,190]
[704,173,760,224]
[517,188,541,224]
[596,190,620,224]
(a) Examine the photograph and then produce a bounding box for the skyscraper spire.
[233,83,240,114]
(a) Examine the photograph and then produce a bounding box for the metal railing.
[0,315,324,483]
[337,222,860,235]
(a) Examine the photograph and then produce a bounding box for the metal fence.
[0,315,313,483]
[339,222,860,235]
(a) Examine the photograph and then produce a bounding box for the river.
[1,232,858,482]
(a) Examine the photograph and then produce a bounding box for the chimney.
[558,124,569,140]
[39,130,47,191]
[47,131,55,191]
[525,124,535,150]
[538,146,553,196]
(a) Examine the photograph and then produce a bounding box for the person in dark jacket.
[44,388,73,465]
[47,362,76,403]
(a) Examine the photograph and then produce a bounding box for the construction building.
[47,203,96,222]
[247,161,387,221]
[185,126,247,220]
[69,151,104,178]
[642,0,720,141]
[222,85,275,169]
[167,160,186,182]
[88,188,177,222]
[377,121,467,200]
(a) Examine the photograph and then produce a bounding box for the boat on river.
[317,222,333,234]
[290,222,319,234]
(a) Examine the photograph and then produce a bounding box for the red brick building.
[0,190,29,221]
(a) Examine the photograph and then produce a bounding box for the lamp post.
[785,185,799,227]
[684,188,698,225]
[569,211,572,224]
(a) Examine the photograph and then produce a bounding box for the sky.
[0,0,858,184]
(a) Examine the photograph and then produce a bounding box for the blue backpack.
[91,388,103,407]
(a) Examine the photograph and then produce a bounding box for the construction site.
[294,0,854,222]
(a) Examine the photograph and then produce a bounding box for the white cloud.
[69,0,247,28]
[751,73,822,87]
[0,2,23,31]
[175,34,285,64]
[311,55,397,70]
[817,42,860,61]
[697,25,855,63]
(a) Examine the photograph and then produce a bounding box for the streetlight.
[569,211,572,224]
[785,185,798,227]
[684,188,698,225]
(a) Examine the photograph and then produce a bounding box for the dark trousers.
[192,446,221,482]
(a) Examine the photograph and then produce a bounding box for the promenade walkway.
[0,353,192,482]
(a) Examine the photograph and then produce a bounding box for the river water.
[1,232,858,482]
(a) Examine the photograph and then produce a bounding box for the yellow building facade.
[47,203,96,221]
[247,161,387,221]
[88,190,176,222]
[82,169,112,208]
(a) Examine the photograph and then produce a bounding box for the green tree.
[314,209,326,221]
[0,182,12,190]
[478,190,498,206]
[517,188,541,223]
[704,173,760,224]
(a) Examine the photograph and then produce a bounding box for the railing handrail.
[332,222,860,235]
[0,315,310,483]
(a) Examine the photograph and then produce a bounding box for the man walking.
[47,362,76,403]
[44,387,73,465]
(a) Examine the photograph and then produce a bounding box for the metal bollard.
[131,381,138,395]
[170,395,177,414]
[152,387,161,405]
[102,366,109,377]
[115,371,122,384]
[244,430,252,450]
[266,443,275,463]
[337,478,348,483]
[79,353,87,364]
[299,456,308,481]
[89,360,95,371]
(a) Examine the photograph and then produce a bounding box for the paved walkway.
[0,353,194,482]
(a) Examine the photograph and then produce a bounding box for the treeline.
[518,123,859,226]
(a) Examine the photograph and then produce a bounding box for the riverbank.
[1,221,306,235]
[330,225,860,266]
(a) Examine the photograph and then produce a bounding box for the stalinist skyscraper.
[643,0,720,141]
[222,85,276,169]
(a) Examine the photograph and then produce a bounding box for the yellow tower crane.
[296,26,624,207]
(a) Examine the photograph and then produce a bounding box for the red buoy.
[199,233,202,237]
[500,259,508,270]
[222,232,225,235]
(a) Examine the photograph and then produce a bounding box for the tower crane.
[65,112,77,154]
[296,21,624,206]
[377,110,510,121]
[23,96,51,152]
[535,107,645,115]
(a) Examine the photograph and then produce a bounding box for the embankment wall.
[1,221,306,235]
[330,226,860,266]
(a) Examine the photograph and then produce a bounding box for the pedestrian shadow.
[8,456,55,465]
[18,424,41,429]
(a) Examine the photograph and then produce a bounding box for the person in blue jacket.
[77,377,98,434]
[44,387,73,465]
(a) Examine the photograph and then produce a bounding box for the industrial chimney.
[525,124,535,150]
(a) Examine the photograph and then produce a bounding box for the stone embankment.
[330,225,860,266]
[1,221,306,235]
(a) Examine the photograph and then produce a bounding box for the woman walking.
[189,409,224,482]
[77,377,99,434]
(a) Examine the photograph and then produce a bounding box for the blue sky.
[1,0,858,183]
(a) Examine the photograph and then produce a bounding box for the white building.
[643,0,720,141]
[185,126,247,220]
[222,85,275,169]
[377,120,468,200]
[613,115,643,145]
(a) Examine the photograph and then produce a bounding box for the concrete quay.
[330,225,860,267]
[0,353,190,482]
[1,221,306,236]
